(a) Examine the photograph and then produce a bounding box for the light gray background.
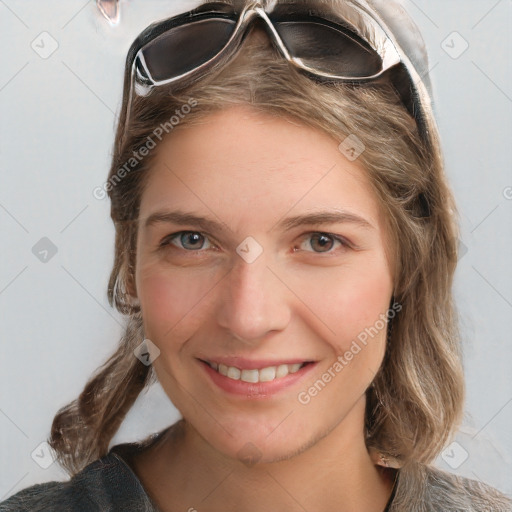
[1,0,511,501]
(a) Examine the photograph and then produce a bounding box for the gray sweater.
[1,435,511,511]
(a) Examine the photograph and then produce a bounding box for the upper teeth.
[208,361,304,383]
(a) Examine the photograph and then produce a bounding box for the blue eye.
[162,231,213,251]
[160,231,351,255]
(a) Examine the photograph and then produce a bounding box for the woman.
[1,0,511,510]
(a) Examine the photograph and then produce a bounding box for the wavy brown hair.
[49,0,464,481]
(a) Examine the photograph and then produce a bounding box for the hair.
[49,0,465,493]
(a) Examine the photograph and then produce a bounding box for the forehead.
[139,105,384,233]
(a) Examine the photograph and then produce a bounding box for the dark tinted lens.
[275,21,382,77]
[141,18,236,82]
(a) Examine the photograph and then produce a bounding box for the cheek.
[312,262,392,396]
[345,267,391,331]
[136,267,215,342]
[293,255,393,354]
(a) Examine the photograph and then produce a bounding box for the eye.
[296,232,351,254]
[159,231,351,255]
[160,231,213,251]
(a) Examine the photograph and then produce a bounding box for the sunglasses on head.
[123,0,420,136]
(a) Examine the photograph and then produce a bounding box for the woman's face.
[135,105,394,464]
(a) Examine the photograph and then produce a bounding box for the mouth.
[199,358,315,384]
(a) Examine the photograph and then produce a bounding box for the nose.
[215,251,291,344]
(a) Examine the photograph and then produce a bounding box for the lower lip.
[199,360,318,399]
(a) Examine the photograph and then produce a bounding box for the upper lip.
[198,356,315,370]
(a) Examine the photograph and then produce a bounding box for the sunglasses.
[123,1,417,137]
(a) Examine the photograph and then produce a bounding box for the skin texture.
[131,105,396,511]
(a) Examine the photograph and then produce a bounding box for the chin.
[195,414,320,467]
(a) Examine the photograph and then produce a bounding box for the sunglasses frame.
[119,0,441,154]
[132,1,401,90]
[122,1,406,126]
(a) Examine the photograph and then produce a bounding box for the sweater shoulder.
[421,465,511,511]
[0,480,87,512]
[0,452,156,512]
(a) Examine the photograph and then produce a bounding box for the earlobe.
[123,275,141,315]
[126,274,138,301]
[117,264,139,304]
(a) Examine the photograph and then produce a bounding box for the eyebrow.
[144,209,375,232]
[276,211,375,231]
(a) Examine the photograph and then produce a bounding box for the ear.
[125,271,138,300]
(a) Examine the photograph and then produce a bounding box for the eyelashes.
[301,232,351,253]
[159,230,353,255]
[161,231,214,252]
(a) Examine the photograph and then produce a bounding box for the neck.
[133,398,395,512]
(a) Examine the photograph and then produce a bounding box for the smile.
[198,357,318,398]
[204,360,309,383]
